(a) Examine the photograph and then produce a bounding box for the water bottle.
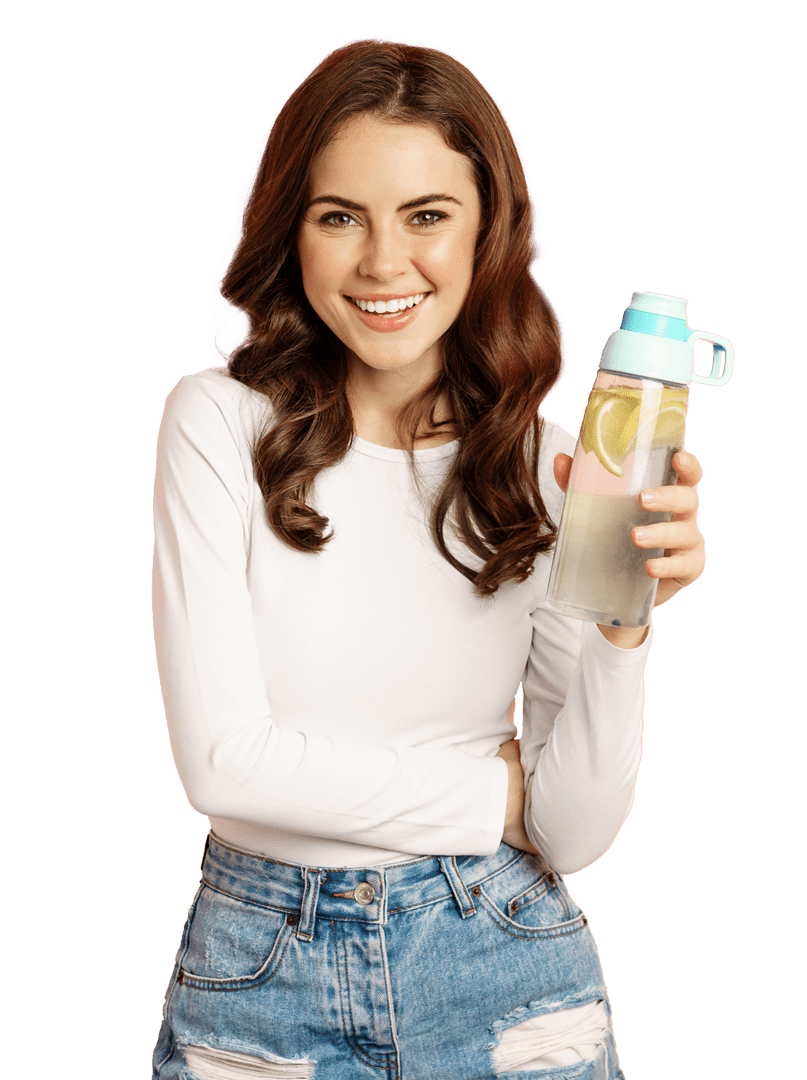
[545,291,733,628]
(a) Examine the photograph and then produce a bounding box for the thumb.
[553,452,573,493]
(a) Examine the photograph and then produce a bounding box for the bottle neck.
[600,366,688,388]
[599,328,694,384]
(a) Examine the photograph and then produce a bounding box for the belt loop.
[438,856,477,919]
[200,833,211,872]
[534,848,554,877]
[296,868,326,942]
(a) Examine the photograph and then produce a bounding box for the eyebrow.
[306,193,462,212]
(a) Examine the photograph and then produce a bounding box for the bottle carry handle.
[687,330,734,386]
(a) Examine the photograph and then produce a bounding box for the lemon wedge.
[586,395,639,476]
[581,385,687,476]
[592,399,630,475]
[650,400,687,447]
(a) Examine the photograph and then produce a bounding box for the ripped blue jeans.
[153,833,625,1079]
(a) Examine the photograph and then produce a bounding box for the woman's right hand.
[495,738,539,855]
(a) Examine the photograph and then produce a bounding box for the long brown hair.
[221,40,562,597]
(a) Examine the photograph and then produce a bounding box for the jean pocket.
[475,855,587,939]
[177,885,295,992]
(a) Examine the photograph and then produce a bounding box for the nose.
[358,224,409,282]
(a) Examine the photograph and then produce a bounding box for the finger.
[553,452,572,493]
[632,520,702,550]
[640,484,699,517]
[645,550,705,583]
[671,450,703,487]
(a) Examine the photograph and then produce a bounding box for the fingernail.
[634,527,651,540]
[676,452,690,466]
[641,490,658,504]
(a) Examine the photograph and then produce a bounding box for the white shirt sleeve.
[152,374,509,857]
[519,424,651,874]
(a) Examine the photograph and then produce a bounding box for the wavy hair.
[221,40,562,596]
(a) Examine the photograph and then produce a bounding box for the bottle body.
[546,372,688,628]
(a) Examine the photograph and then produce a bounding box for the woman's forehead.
[308,115,476,203]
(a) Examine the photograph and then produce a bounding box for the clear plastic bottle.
[545,292,733,628]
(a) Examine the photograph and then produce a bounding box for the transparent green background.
[7,4,803,1075]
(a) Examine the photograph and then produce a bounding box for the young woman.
[152,40,705,1079]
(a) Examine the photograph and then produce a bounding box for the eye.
[320,211,359,228]
[410,210,446,227]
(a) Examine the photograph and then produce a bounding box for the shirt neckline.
[350,434,460,462]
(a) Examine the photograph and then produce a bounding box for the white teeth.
[353,294,425,313]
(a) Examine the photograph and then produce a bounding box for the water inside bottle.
[546,380,687,627]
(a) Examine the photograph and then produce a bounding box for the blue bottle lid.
[599,292,733,385]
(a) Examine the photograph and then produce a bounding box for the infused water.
[546,375,688,627]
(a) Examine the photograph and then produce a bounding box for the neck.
[346,354,456,450]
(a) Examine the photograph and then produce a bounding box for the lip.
[348,292,430,303]
[344,293,429,333]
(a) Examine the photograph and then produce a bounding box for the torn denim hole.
[184,1043,315,1079]
[489,999,609,1072]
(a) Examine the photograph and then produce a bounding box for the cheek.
[422,232,477,293]
[297,236,321,292]
[297,242,358,344]
[298,239,342,315]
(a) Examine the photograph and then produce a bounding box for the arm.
[153,373,509,856]
[520,613,649,874]
[516,425,651,874]
[520,440,706,874]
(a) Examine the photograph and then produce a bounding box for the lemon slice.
[585,395,639,476]
[623,391,688,455]
[651,400,687,447]
[581,385,686,476]
[581,388,639,457]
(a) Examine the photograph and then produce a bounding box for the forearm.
[522,621,650,874]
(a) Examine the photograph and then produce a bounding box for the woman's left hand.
[553,450,706,608]
[631,450,705,607]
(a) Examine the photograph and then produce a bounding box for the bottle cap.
[599,291,733,385]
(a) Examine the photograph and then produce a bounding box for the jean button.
[354,882,375,906]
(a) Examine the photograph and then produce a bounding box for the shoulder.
[161,366,272,448]
[163,366,262,421]
[538,418,576,459]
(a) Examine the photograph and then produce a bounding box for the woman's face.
[298,114,481,386]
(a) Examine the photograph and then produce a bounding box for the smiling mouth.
[348,293,428,316]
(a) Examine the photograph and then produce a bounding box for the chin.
[360,352,433,374]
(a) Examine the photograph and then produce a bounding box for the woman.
[152,40,705,1079]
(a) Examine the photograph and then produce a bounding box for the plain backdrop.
[4,2,804,1077]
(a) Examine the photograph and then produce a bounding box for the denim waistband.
[201,833,541,938]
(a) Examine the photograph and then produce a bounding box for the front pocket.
[177,884,294,992]
[474,856,587,939]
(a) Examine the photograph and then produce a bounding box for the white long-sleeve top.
[152,367,651,873]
